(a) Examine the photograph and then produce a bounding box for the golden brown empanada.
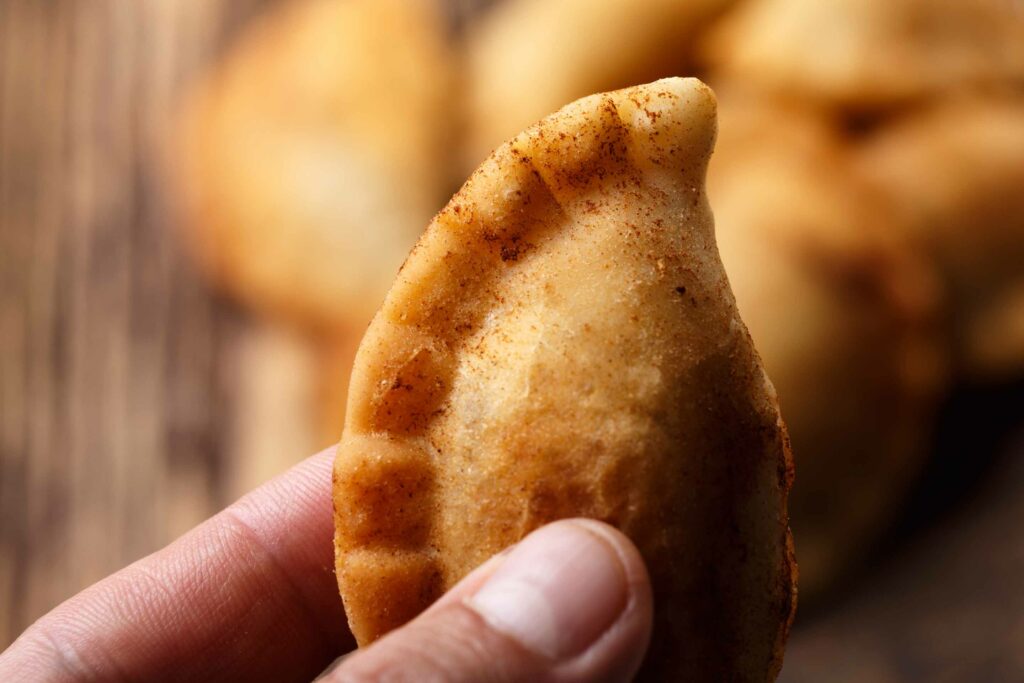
[703,0,1024,110]
[856,96,1024,379]
[176,0,455,333]
[464,0,734,168]
[334,78,796,680]
[709,93,945,600]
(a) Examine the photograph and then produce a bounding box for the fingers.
[329,519,653,683]
[0,448,353,683]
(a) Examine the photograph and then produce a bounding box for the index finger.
[0,448,353,682]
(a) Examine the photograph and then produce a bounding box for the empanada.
[334,78,796,680]
[709,93,944,600]
[464,0,734,168]
[856,96,1024,379]
[176,0,455,333]
[703,0,1024,110]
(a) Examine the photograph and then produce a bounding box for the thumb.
[328,519,653,683]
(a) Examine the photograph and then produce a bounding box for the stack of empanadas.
[699,0,1024,596]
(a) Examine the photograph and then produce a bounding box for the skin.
[0,448,653,683]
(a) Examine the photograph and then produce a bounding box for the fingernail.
[465,521,629,660]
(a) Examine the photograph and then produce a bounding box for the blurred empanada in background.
[703,0,1024,110]
[463,0,734,168]
[709,93,946,600]
[176,0,455,334]
[856,96,1024,380]
[334,78,796,681]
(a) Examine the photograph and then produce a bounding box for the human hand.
[0,448,653,682]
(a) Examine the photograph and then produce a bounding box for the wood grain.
[0,0,283,646]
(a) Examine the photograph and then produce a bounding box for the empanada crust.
[855,96,1024,378]
[703,0,1024,109]
[334,78,795,680]
[176,0,454,333]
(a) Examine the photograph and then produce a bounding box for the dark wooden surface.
[0,0,284,646]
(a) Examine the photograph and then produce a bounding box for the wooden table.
[0,0,284,646]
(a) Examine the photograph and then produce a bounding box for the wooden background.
[0,0,292,646]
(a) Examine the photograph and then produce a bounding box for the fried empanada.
[856,96,1024,379]
[464,0,734,168]
[703,0,1024,110]
[709,93,945,600]
[176,0,454,333]
[333,78,796,680]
